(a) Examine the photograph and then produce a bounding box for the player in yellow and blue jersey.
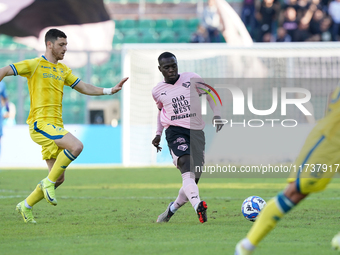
[0,29,128,224]
[235,86,340,254]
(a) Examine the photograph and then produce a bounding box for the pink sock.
[173,187,189,209]
[181,172,200,208]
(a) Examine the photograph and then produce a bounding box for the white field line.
[1,195,339,200]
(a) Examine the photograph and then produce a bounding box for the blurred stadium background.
[0,0,339,168]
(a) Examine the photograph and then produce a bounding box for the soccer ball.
[241,196,266,222]
[332,233,340,250]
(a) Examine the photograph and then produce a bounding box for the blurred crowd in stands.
[190,0,340,43]
[241,0,340,42]
[190,0,225,42]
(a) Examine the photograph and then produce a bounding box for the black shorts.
[165,125,205,168]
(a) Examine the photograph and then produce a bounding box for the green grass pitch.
[1,167,339,255]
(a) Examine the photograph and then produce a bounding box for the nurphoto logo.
[201,86,312,128]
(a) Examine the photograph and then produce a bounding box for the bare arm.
[155,110,164,136]
[300,4,317,25]
[0,66,14,82]
[152,110,163,152]
[74,77,128,96]
[207,93,223,132]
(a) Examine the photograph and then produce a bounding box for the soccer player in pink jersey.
[152,52,223,223]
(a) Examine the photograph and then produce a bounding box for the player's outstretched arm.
[0,66,14,82]
[74,77,129,96]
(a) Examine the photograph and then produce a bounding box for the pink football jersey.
[152,72,206,130]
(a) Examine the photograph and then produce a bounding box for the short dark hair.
[45,29,67,46]
[158,52,176,65]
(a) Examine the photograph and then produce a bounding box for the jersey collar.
[165,74,181,85]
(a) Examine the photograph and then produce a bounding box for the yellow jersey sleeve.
[10,58,40,78]
[61,64,80,88]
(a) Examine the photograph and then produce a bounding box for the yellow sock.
[26,183,44,207]
[48,149,76,182]
[247,192,295,246]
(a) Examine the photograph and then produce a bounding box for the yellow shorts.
[29,121,69,160]
[288,127,339,194]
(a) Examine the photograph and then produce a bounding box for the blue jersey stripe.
[296,135,325,193]
[10,64,18,76]
[42,55,48,61]
[34,121,64,140]
[71,78,80,89]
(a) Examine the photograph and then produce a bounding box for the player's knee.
[77,141,84,154]
[71,141,83,156]
[177,155,191,174]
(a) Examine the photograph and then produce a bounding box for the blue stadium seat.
[155,19,173,32]
[172,19,187,29]
[0,35,13,47]
[140,30,159,43]
[172,20,191,34]
[123,32,140,43]
[159,30,176,43]
[138,19,156,30]
[187,18,200,29]
[115,19,136,29]
[177,32,191,43]
[113,30,124,44]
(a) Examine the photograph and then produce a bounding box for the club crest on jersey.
[60,68,64,75]
[53,67,57,72]
[173,137,186,144]
[177,144,188,151]
[56,127,64,133]
[182,82,190,88]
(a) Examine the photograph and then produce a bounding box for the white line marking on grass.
[0,189,29,193]
[61,183,340,190]
[0,195,26,199]
[1,195,340,201]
